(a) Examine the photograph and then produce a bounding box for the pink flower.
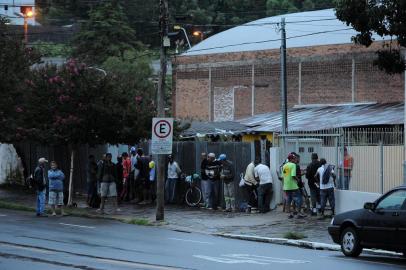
[135,96,143,102]
[15,106,23,113]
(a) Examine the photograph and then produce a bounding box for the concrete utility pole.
[156,0,169,221]
[280,17,288,135]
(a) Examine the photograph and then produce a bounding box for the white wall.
[0,144,24,185]
[335,190,381,214]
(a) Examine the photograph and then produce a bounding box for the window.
[299,147,305,153]
[376,190,406,211]
[308,147,314,153]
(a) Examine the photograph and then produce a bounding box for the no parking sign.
[151,118,173,154]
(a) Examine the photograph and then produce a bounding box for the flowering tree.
[25,59,154,205]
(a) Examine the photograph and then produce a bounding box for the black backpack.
[322,165,334,185]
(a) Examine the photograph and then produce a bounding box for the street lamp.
[173,25,191,49]
[20,6,34,43]
[193,30,204,41]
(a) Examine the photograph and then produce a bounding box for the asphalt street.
[0,209,405,270]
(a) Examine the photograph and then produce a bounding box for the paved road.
[0,209,405,270]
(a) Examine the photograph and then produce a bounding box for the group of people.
[33,158,66,217]
[278,152,337,219]
[86,147,156,214]
[33,146,350,218]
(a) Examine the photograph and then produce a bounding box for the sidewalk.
[0,187,333,244]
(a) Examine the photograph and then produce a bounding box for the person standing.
[34,158,48,217]
[282,153,304,218]
[129,147,139,200]
[149,159,157,203]
[342,147,354,190]
[200,153,209,208]
[306,153,321,215]
[120,152,131,202]
[48,161,66,216]
[254,158,273,213]
[242,161,258,211]
[116,155,124,204]
[315,158,336,218]
[135,148,151,204]
[86,155,98,207]
[97,153,120,214]
[165,155,181,204]
[204,153,222,210]
[219,154,235,212]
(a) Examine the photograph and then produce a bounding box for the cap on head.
[149,161,155,169]
[38,157,48,164]
[130,147,136,153]
[218,154,226,161]
[208,153,215,158]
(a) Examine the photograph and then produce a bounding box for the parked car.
[328,186,406,257]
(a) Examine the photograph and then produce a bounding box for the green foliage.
[126,218,151,226]
[71,0,142,65]
[31,41,72,57]
[335,0,406,74]
[0,16,40,143]
[37,0,335,48]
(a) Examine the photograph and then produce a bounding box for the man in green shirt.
[282,153,305,218]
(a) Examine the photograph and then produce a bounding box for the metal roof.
[181,121,249,137]
[239,103,404,132]
[183,9,390,56]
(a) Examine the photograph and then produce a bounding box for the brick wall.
[173,42,405,121]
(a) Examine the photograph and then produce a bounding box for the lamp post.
[173,25,191,49]
[20,6,34,43]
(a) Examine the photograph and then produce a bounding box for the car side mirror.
[364,202,376,211]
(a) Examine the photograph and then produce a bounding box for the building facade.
[172,9,405,122]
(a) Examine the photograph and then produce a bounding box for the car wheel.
[340,227,363,257]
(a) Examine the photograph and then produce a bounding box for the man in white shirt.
[254,158,273,213]
[315,158,336,218]
[165,155,181,204]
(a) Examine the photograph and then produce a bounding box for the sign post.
[152,117,173,221]
[152,118,173,155]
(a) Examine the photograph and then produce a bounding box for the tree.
[71,0,141,65]
[335,0,406,74]
[24,58,153,205]
[0,16,40,143]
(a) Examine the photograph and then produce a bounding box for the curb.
[215,233,403,257]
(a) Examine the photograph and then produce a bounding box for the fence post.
[379,141,384,194]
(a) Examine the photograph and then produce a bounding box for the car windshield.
[376,190,406,211]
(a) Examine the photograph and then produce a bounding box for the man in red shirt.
[342,147,354,190]
[120,152,132,201]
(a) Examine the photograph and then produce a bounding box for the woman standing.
[48,161,66,216]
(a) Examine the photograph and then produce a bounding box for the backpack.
[322,165,334,185]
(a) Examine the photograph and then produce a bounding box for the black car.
[328,186,406,257]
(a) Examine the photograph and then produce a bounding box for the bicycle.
[183,173,202,207]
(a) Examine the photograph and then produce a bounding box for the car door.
[361,189,405,248]
[396,189,406,250]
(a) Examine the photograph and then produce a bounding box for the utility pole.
[280,18,288,142]
[156,0,169,221]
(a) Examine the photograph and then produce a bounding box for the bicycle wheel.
[185,186,202,207]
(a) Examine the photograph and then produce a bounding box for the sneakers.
[36,213,48,217]
[288,214,294,219]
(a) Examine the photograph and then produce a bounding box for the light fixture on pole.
[20,6,34,43]
[192,30,204,41]
[174,25,191,49]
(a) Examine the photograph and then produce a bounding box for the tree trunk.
[67,148,76,206]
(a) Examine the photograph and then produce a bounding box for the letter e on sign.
[151,118,174,154]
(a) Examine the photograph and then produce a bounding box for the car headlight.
[330,217,334,225]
